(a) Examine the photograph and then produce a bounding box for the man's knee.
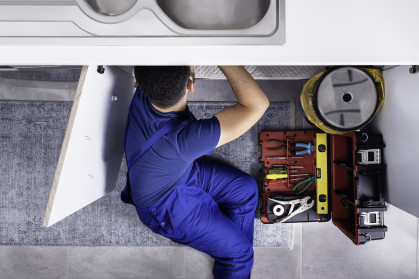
[213,242,254,279]
[238,174,258,206]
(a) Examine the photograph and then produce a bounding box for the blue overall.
[122,88,258,278]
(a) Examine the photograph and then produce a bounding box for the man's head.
[134,66,194,109]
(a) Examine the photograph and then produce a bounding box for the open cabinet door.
[43,66,134,227]
[371,65,419,217]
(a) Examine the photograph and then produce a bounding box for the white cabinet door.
[43,66,134,227]
[372,65,419,217]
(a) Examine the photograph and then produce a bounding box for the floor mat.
[0,100,292,247]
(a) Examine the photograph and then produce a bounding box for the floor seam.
[300,224,303,279]
[67,247,70,279]
[416,218,418,279]
[184,246,187,279]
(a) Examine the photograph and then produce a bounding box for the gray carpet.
[0,100,292,247]
[0,67,82,82]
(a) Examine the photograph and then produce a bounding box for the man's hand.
[215,66,269,148]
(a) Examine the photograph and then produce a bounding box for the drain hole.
[342,92,353,103]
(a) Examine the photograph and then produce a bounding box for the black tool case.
[259,130,388,245]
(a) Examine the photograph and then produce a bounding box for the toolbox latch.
[356,149,381,165]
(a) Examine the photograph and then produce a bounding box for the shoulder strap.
[123,86,141,155]
[126,118,186,171]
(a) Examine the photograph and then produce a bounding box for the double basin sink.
[0,0,285,45]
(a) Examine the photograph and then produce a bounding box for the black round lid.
[316,67,378,131]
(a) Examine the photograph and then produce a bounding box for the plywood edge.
[42,65,88,228]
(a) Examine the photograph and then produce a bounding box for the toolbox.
[259,130,388,245]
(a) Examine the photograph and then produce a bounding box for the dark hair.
[134,66,192,109]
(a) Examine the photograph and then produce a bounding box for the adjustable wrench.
[268,196,315,223]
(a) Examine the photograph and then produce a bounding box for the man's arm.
[215,66,269,148]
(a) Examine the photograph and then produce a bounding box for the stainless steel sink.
[0,0,285,45]
[84,0,137,16]
[156,0,270,30]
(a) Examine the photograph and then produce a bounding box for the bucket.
[300,67,385,134]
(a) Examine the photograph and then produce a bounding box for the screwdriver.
[266,173,311,180]
[273,165,304,169]
[267,156,304,160]
[268,169,298,174]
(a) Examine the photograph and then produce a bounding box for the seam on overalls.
[166,205,175,236]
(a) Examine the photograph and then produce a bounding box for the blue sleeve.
[177,116,221,162]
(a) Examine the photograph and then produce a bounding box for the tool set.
[259,130,388,245]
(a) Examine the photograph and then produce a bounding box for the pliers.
[267,140,287,151]
[292,176,315,195]
[290,142,314,155]
[268,196,315,223]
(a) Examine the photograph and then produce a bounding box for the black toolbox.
[259,130,388,245]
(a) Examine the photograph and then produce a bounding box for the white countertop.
[0,0,418,65]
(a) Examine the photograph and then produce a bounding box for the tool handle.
[295,183,313,195]
[268,169,287,174]
[266,173,287,180]
[294,143,310,148]
[295,149,310,155]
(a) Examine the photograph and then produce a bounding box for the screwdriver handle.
[266,173,287,180]
[268,169,287,174]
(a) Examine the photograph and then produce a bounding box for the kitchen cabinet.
[42,65,419,226]
[368,65,419,218]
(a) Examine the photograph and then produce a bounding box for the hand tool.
[268,169,298,174]
[292,176,315,195]
[289,178,306,181]
[272,165,286,169]
[266,173,310,180]
[272,165,304,169]
[290,142,314,155]
[269,179,288,184]
[268,196,315,223]
[266,156,304,160]
[269,177,305,186]
[268,169,287,174]
[266,173,287,179]
[267,140,287,151]
[316,133,328,214]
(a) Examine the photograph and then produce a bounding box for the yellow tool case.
[259,130,387,245]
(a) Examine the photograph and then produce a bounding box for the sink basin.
[84,0,137,16]
[0,0,285,45]
[156,0,270,30]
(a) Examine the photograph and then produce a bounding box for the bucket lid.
[315,67,378,131]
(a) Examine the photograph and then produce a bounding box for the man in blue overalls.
[122,66,269,278]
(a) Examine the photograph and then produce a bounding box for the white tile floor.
[0,72,418,278]
[301,204,417,279]
[0,204,416,279]
[182,203,418,279]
